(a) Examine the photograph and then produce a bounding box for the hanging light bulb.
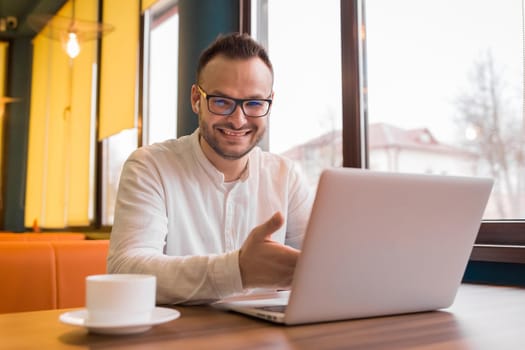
[27,0,114,59]
[65,31,80,59]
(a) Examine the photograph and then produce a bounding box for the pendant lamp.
[27,0,114,59]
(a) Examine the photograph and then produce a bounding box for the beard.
[198,112,266,160]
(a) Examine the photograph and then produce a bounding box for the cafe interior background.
[0,0,524,286]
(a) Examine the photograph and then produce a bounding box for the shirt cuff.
[209,249,244,298]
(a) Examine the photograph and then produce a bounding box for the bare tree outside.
[454,51,524,218]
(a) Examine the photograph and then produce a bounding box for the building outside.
[281,122,479,185]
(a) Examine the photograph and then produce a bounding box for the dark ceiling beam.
[0,0,67,40]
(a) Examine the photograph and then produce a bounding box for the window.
[101,129,138,225]
[254,0,525,259]
[340,0,525,261]
[364,0,524,221]
[142,1,179,145]
[253,0,343,188]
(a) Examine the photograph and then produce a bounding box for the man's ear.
[191,84,200,113]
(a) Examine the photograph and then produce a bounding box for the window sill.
[470,244,525,264]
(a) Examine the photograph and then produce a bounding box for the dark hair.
[196,32,273,83]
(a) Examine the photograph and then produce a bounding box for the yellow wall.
[98,0,140,140]
[0,42,7,97]
[25,0,97,228]
[25,0,142,228]
[0,41,8,197]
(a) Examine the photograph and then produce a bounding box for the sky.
[263,0,523,153]
[265,0,342,153]
[365,0,522,143]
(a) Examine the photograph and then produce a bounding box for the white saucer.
[59,307,180,335]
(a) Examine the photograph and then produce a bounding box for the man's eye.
[245,100,264,107]
[211,98,232,108]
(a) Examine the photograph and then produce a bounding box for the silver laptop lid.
[285,168,493,324]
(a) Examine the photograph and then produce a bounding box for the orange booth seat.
[0,232,86,241]
[0,240,109,313]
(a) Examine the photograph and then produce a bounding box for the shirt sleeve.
[107,150,245,305]
[284,161,315,249]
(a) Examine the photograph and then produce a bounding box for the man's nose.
[227,103,248,127]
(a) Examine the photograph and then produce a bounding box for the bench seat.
[0,240,109,313]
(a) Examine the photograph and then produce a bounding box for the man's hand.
[238,212,300,289]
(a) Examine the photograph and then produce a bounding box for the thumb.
[253,212,284,242]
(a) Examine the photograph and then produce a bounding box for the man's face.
[192,55,273,161]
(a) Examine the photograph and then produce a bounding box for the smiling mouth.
[217,127,252,137]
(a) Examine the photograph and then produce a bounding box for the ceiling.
[0,0,67,40]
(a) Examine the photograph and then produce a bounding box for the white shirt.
[107,129,314,305]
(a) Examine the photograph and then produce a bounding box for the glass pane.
[144,4,179,145]
[364,0,524,219]
[102,129,138,225]
[257,0,342,188]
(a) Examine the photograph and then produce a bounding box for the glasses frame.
[197,85,273,118]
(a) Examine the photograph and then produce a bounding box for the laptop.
[213,168,494,325]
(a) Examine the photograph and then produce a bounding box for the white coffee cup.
[86,274,156,324]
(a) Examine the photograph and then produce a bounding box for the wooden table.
[1,284,524,349]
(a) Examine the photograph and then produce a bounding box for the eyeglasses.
[197,85,272,118]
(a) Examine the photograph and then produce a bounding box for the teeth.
[222,129,248,136]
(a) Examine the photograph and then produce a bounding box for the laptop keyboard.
[255,305,287,313]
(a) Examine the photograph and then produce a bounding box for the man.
[107,33,313,305]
